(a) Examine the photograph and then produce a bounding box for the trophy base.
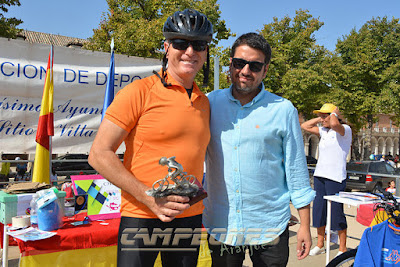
[146,183,199,198]
[146,183,207,205]
[188,188,208,206]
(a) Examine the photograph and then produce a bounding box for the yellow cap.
[313,103,336,114]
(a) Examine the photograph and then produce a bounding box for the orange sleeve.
[104,79,149,132]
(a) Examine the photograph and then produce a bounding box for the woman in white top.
[301,103,352,258]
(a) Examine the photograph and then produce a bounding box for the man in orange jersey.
[89,9,212,267]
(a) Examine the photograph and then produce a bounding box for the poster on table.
[71,174,121,220]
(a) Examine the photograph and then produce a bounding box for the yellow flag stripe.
[32,143,50,184]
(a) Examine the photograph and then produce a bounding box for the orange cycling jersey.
[105,71,210,219]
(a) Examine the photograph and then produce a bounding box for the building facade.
[302,114,400,161]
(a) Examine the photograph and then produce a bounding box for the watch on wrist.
[331,112,338,118]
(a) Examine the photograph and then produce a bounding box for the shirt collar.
[160,70,203,98]
[226,83,266,107]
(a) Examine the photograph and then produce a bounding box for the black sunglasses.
[232,58,266,72]
[169,39,208,52]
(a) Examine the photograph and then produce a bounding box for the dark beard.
[232,82,261,96]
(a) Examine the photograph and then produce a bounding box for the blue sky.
[7,0,399,51]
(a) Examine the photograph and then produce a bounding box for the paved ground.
[1,246,20,267]
[243,203,364,267]
[1,203,365,267]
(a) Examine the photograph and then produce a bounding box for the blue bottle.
[36,188,63,231]
[37,200,62,231]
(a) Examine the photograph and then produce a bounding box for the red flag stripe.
[35,113,53,150]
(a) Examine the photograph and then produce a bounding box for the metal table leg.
[325,199,332,266]
[2,224,8,267]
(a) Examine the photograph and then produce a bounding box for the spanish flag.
[32,47,54,184]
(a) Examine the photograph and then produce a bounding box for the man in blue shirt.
[203,32,316,266]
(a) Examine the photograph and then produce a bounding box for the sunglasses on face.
[169,39,208,52]
[231,58,266,72]
[319,113,330,119]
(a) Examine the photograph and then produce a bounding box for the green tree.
[0,0,22,38]
[381,61,400,121]
[335,16,400,159]
[84,0,232,91]
[380,54,400,157]
[258,10,333,118]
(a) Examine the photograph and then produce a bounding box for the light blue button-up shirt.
[203,85,315,246]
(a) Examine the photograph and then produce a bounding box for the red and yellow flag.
[32,47,54,184]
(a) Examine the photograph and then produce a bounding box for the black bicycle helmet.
[163,9,213,42]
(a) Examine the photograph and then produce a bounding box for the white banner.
[0,37,161,154]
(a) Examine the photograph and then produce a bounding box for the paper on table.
[338,192,379,202]
[8,227,57,242]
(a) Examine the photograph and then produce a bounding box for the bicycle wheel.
[326,249,357,267]
[182,175,196,184]
[153,179,169,192]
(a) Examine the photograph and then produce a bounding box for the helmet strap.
[153,46,171,87]
[202,47,210,87]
